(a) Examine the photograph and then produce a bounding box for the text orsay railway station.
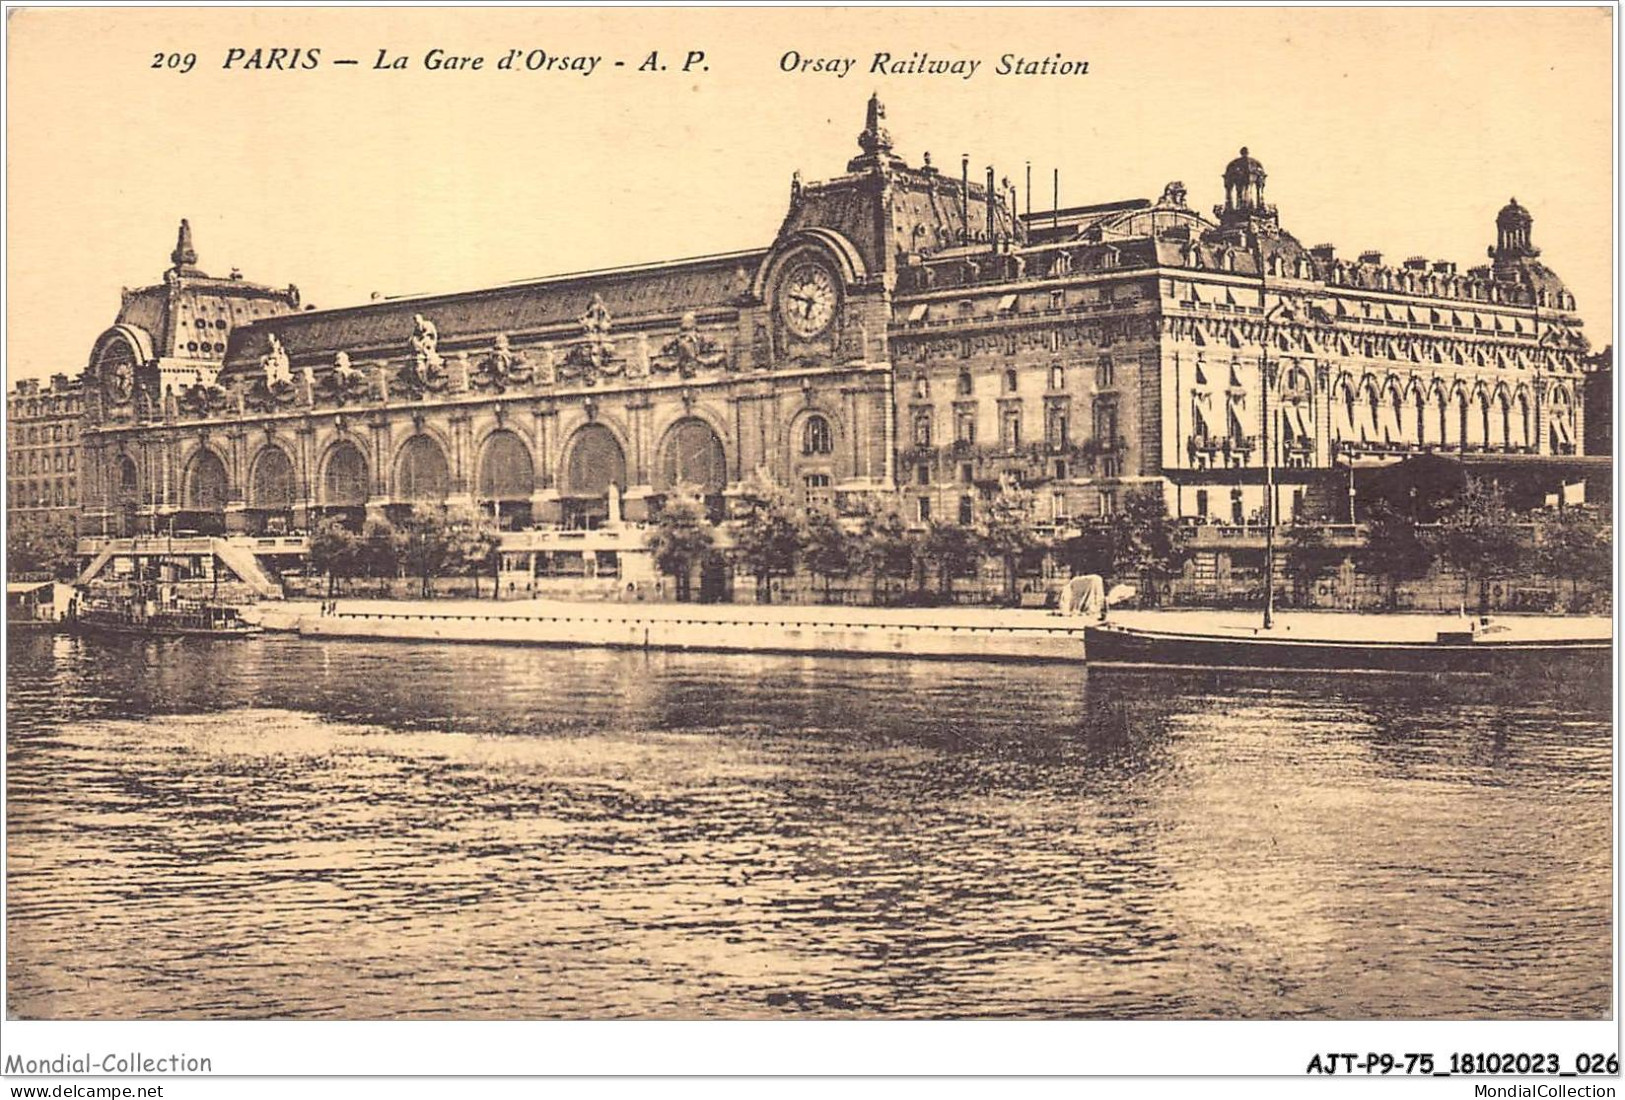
[72,98,1594,594]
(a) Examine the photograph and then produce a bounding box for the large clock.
[778,261,838,339]
[98,341,136,406]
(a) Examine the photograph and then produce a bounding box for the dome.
[1224,146,1266,186]
[1497,197,1532,230]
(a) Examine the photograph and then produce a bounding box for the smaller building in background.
[7,372,87,541]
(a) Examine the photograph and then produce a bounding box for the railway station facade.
[74,97,1594,592]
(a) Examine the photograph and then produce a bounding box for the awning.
[1552,415,1574,445]
[1331,400,1355,442]
[1378,401,1404,443]
[906,303,929,322]
[1191,392,1217,436]
[1282,404,1312,441]
[1227,395,1248,438]
[6,581,52,595]
[996,294,1019,312]
[1354,399,1379,443]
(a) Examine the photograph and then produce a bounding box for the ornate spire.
[170,218,199,273]
[857,92,893,158]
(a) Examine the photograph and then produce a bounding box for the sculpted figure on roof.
[653,312,727,379]
[404,313,448,393]
[561,295,623,384]
[262,333,292,387]
[474,332,533,393]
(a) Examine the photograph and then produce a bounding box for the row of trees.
[1352,481,1611,613]
[648,477,1055,605]
[307,505,500,598]
[650,475,1612,612]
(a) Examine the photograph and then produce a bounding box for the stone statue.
[561,294,621,383]
[1158,181,1188,208]
[410,313,442,369]
[405,313,447,392]
[262,333,292,387]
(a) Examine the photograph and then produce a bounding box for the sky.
[5,6,1614,383]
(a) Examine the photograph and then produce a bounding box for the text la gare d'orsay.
[203,47,709,76]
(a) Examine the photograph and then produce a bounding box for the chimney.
[1403,256,1428,271]
[1431,260,1458,275]
[1310,243,1336,263]
[1358,250,1383,265]
[986,165,997,250]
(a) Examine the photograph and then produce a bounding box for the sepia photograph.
[2,2,1617,1089]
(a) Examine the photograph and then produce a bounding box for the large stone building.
[7,373,87,543]
[74,98,1594,594]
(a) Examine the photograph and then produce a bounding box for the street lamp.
[1261,300,1287,631]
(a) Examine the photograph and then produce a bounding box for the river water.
[5,630,1611,1019]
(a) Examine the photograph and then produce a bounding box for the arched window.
[117,455,138,495]
[396,435,449,503]
[563,425,626,497]
[323,441,369,506]
[184,449,229,511]
[477,430,534,502]
[802,415,833,456]
[660,418,727,493]
[251,447,297,509]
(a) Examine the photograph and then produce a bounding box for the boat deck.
[1103,610,1612,645]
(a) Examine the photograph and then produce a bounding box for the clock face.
[780,262,838,338]
[99,342,136,405]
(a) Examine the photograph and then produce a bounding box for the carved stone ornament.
[316,350,373,407]
[559,294,623,385]
[178,381,233,419]
[473,332,533,393]
[652,312,728,378]
[241,373,301,414]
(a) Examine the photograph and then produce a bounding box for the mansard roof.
[219,248,765,381]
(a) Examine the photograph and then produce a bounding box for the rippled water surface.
[5,631,1611,1019]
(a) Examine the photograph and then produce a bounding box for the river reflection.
[5,631,1611,1019]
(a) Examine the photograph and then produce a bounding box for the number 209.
[151,52,197,73]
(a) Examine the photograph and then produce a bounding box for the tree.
[1352,504,1434,610]
[400,505,452,598]
[975,480,1042,603]
[1282,522,1347,608]
[729,475,806,604]
[7,518,79,581]
[444,506,501,598]
[645,489,715,602]
[1111,486,1189,606]
[357,518,405,588]
[1534,505,1612,609]
[1429,477,1529,617]
[802,507,853,602]
[307,517,359,598]
[852,503,916,604]
[918,520,981,600]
